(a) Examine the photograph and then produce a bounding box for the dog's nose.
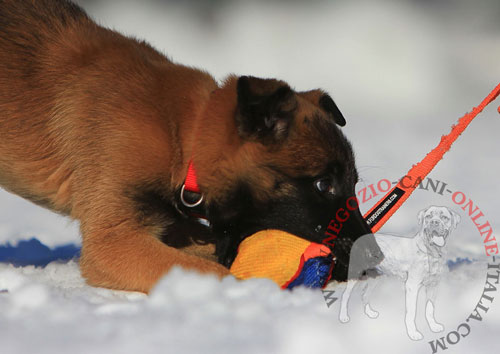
[430,219,441,226]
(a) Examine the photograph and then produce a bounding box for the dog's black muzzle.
[332,206,384,281]
[212,194,384,279]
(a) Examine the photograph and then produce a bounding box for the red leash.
[365,83,500,232]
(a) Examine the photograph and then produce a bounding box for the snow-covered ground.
[1,0,499,353]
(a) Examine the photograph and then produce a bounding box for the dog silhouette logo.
[339,205,461,341]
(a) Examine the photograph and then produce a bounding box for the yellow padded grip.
[230,229,314,287]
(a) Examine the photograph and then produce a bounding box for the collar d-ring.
[180,184,204,208]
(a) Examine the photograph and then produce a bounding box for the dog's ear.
[319,94,346,127]
[301,90,346,127]
[450,209,461,229]
[417,208,427,226]
[236,76,297,144]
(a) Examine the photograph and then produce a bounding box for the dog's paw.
[429,322,445,333]
[339,312,350,323]
[364,304,379,319]
[407,330,424,341]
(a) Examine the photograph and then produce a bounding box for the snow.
[0,258,498,354]
[1,0,500,353]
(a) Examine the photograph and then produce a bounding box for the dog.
[0,0,382,293]
[338,205,461,340]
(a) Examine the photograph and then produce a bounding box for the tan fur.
[0,0,341,293]
[0,0,231,293]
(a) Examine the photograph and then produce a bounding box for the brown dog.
[0,0,382,293]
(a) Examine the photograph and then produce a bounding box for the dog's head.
[194,76,383,279]
[418,206,460,247]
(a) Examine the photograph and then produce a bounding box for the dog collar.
[179,161,209,226]
[181,160,202,202]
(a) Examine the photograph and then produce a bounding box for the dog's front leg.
[339,279,357,323]
[79,220,229,293]
[425,285,444,332]
[361,278,379,319]
[404,274,424,340]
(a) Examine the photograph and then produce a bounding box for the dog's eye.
[314,178,335,196]
[442,215,449,222]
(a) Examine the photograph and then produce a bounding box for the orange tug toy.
[229,230,334,289]
[228,83,500,290]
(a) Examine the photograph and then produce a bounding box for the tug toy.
[229,84,500,289]
[229,230,333,289]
